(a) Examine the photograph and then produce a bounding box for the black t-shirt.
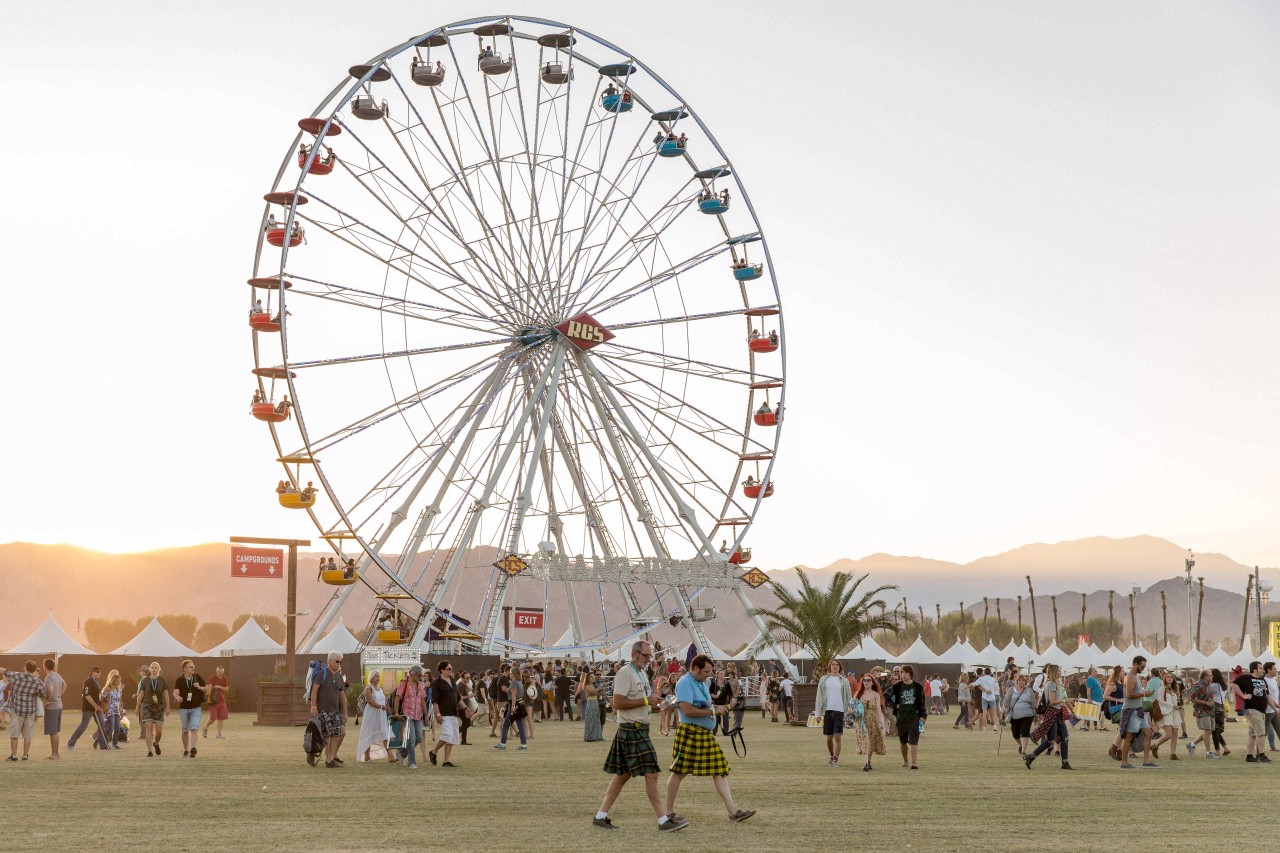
[431,677,458,716]
[81,676,102,712]
[1234,675,1269,713]
[555,674,572,697]
[889,680,925,725]
[176,674,206,710]
[315,668,345,715]
[494,675,511,704]
[138,676,168,710]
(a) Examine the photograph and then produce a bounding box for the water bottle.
[918,718,925,734]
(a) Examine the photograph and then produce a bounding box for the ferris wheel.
[246,15,791,668]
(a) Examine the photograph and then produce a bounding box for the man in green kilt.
[665,654,756,824]
[593,641,687,832]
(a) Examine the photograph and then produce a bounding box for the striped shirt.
[3,671,48,717]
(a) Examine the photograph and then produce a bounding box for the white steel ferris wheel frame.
[247,15,793,673]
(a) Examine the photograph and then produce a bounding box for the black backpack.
[303,717,326,765]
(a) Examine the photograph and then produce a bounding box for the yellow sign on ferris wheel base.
[1270,622,1280,657]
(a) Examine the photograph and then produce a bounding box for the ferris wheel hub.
[554,311,614,351]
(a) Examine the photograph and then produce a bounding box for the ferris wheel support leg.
[535,444,585,646]
[733,586,797,679]
[297,360,511,652]
[409,347,565,648]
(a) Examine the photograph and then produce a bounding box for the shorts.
[179,707,202,732]
[13,714,36,740]
[896,719,920,746]
[1196,715,1214,731]
[207,701,228,722]
[822,710,845,736]
[1245,709,1265,737]
[141,705,166,725]
[318,710,345,739]
[438,716,460,745]
[42,709,62,735]
[1120,707,1147,734]
[981,698,996,711]
[1010,716,1032,740]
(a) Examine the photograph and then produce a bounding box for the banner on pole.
[231,546,284,578]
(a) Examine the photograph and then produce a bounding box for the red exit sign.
[513,610,544,630]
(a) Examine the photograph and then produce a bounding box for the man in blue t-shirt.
[1084,667,1106,732]
[664,654,755,826]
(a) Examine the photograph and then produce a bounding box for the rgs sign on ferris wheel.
[555,312,615,351]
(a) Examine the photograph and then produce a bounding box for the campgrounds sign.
[231,546,284,578]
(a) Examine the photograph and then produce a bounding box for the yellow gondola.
[376,629,405,644]
[320,568,357,586]
[279,492,317,509]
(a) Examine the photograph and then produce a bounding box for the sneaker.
[658,818,688,833]
[1258,754,1272,763]
[147,753,154,758]
[333,757,344,765]
[1119,763,1135,769]
[592,818,618,831]
[729,809,756,823]
[325,760,337,768]
[493,743,506,750]
[429,751,438,766]
[183,750,189,757]
[202,729,208,739]
[5,756,16,762]
[1185,743,1195,755]
[1245,755,1258,763]
[1205,752,1218,759]
[407,763,418,769]
[518,745,528,750]
[666,813,687,825]
[189,748,196,758]
[1060,762,1074,770]
[1142,762,1160,769]
[154,744,161,755]
[216,734,225,739]
[1023,755,1034,770]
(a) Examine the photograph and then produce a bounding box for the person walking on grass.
[1024,664,1072,770]
[593,640,686,833]
[393,665,429,769]
[66,665,106,751]
[953,674,972,730]
[308,652,347,768]
[887,664,926,770]
[1117,656,1157,769]
[203,665,230,739]
[1149,669,1179,761]
[490,663,511,738]
[853,672,886,771]
[429,660,460,768]
[100,670,123,749]
[1232,661,1278,764]
[1263,662,1280,752]
[973,667,998,731]
[664,654,755,826]
[5,662,47,761]
[356,671,393,763]
[1186,669,1219,758]
[172,660,209,758]
[135,661,170,758]
[1003,674,1036,755]
[815,659,852,768]
[1084,666,1107,731]
[41,658,65,760]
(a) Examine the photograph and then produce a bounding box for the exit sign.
[514,610,544,630]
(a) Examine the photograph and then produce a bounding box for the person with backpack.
[308,652,348,768]
[392,665,430,769]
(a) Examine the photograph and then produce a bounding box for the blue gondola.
[601,92,633,113]
[657,139,685,157]
[733,264,763,281]
[699,197,729,215]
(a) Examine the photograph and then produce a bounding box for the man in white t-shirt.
[1264,662,1279,752]
[928,677,943,715]
[779,675,795,722]
[973,669,998,730]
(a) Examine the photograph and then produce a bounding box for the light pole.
[1257,566,1275,654]
[1184,551,1195,652]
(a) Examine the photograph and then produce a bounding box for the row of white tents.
[740,633,1278,672]
[4,614,365,658]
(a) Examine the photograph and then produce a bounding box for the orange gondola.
[265,227,303,248]
[742,481,774,499]
[249,313,281,333]
[251,402,289,423]
[748,335,779,354]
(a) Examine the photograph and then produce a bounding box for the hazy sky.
[2,1,1277,570]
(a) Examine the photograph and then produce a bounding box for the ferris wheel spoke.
[286,337,509,371]
[596,342,777,387]
[605,305,777,330]
[283,274,506,337]
[583,235,733,317]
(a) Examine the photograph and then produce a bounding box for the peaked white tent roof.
[7,614,93,655]
[1180,646,1211,670]
[999,639,1020,659]
[1035,640,1072,668]
[889,636,940,664]
[853,634,892,660]
[1098,644,1125,666]
[205,617,284,655]
[1147,644,1182,671]
[110,617,198,657]
[1067,642,1103,669]
[972,641,1003,665]
[673,637,732,661]
[1205,644,1236,669]
[936,638,978,665]
[311,619,361,654]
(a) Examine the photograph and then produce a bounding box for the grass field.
[1,712,1273,852]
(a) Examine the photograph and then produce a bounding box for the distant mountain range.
[3,535,1275,654]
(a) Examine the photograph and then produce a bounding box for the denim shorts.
[179,707,202,731]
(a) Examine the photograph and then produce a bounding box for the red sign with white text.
[513,610,544,630]
[231,546,284,579]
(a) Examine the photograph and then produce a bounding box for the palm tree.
[751,569,905,664]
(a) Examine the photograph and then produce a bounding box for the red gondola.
[251,402,289,423]
[265,227,303,248]
[747,336,779,354]
[727,546,752,564]
[742,481,774,499]
[298,149,335,175]
[753,408,779,427]
[249,313,281,333]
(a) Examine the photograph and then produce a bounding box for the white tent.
[1097,644,1125,667]
[311,619,362,655]
[971,641,1003,667]
[1180,646,1211,670]
[889,636,940,665]
[1035,640,1072,668]
[1067,642,1102,670]
[205,617,285,656]
[999,639,1020,660]
[673,637,733,662]
[7,614,93,655]
[936,638,978,666]
[1147,644,1182,671]
[110,617,198,657]
[853,634,893,660]
[1205,644,1236,670]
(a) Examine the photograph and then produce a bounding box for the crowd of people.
[1,659,231,761]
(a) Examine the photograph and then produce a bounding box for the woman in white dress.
[357,671,393,763]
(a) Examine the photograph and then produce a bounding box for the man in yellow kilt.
[665,654,755,825]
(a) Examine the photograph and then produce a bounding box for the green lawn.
[1,713,1273,851]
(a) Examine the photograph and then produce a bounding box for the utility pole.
[1240,576,1253,651]
[1160,590,1168,648]
[959,601,965,639]
[1051,595,1059,645]
[995,598,1002,628]
[982,597,989,637]
[1255,566,1272,654]
[1080,593,1087,641]
[935,603,942,636]
[1108,591,1115,644]
[1195,578,1205,650]
[1026,576,1039,653]
[1129,592,1137,647]
[1017,595,1023,642]
[1184,550,1195,653]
